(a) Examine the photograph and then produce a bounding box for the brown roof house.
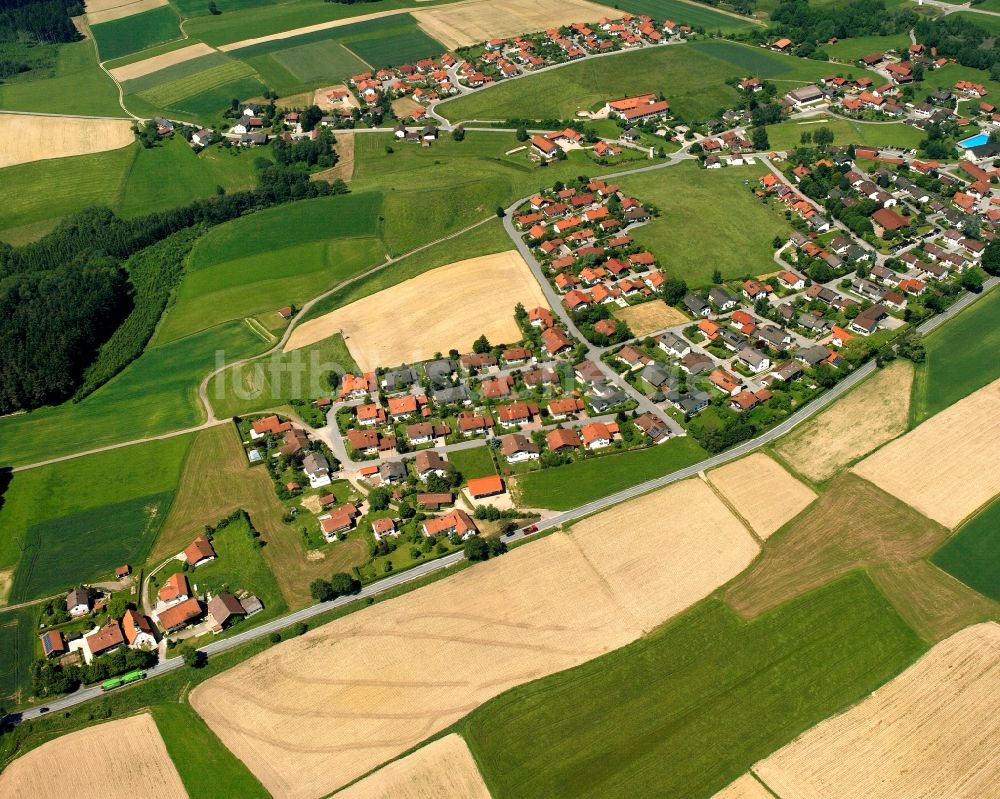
[184,536,217,568]
[208,593,246,633]
[122,609,158,650]
[158,597,204,633]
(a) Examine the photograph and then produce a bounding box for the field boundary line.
[699,471,763,547]
[750,771,785,798]
[243,317,273,343]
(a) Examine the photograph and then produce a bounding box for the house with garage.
[207,593,246,633]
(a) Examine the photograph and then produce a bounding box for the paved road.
[8,277,992,726]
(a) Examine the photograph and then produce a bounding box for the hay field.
[284,250,550,370]
[109,42,215,81]
[0,114,133,168]
[774,361,913,482]
[707,453,817,539]
[0,714,187,798]
[190,478,756,799]
[712,774,775,799]
[414,0,621,49]
[753,623,1000,799]
[613,300,688,337]
[87,0,165,24]
[852,378,1000,528]
[335,734,490,799]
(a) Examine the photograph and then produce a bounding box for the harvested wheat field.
[190,478,756,799]
[707,453,816,539]
[613,300,688,337]
[774,361,913,482]
[414,0,621,49]
[711,774,775,799]
[312,132,354,183]
[109,42,215,81]
[87,0,166,24]
[725,473,948,619]
[753,623,1000,799]
[852,378,1000,528]
[284,250,549,370]
[219,8,411,52]
[334,734,490,799]
[0,114,133,168]
[0,713,186,798]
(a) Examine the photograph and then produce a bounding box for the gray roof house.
[382,366,418,392]
[708,287,738,310]
[432,384,470,405]
[683,293,710,316]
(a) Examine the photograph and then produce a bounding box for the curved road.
[8,276,994,725]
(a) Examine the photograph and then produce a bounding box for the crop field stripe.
[120,51,231,95]
[137,60,257,107]
[90,5,184,61]
[0,608,36,702]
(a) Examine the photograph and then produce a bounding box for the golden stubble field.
[613,300,688,337]
[774,360,913,483]
[707,453,817,539]
[0,714,187,798]
[109,42,215,81]
[284,250,550,371]
[414,0,621,49]
[334,734,490,799]
[852,378,1000,528]
[190,478,758,799]
[86,0,166,24]
[0,114,134,168]
[751,623,1000,799]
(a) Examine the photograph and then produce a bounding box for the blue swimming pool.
[958,133,990,149]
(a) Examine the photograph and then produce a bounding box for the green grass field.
[824,33,911,63]
[207,333,358,417]
[439,40,853,124]
[11,492,174,602]
[0,321,261,467]
[953,10,1000,35]
[185,0,434,48]
[136,60,258,108]
[0,435,192,591]
[618,162,792,286]
[932,495,1000,601]
[611,0,760,33]
[270,38,370,86]
[910,286,1000,425]
[515,437,707,510]
[764,113,926,151]
[120,51,232,95]
[151,703,269,799]
[447,446,497,480]
[0,39,121,117]
[337,16,443,68]
[91,6,184,61]
[917,62,1000,107]
[460,573,925,799]
[0,608,36,703]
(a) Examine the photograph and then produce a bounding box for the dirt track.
[0,114,133,168]
[190,478,757,799]
[0,713,187,798]
[753,623,1000,799]
[283,250,549,370]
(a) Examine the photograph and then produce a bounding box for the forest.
[0,166,347,415]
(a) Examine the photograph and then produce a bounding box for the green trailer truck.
[101,669,146,691]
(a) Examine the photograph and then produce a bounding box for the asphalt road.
[8,275,992,727]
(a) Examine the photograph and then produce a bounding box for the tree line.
[0,165,347,414]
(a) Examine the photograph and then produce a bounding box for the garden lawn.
[515,437,706,510]
[0,39,121,117]
[910,286,1000,424]
[824,33,911,63]
[460,573,925,799]
[91,6,184,61]
[933,496,1000,602]
[0,435,191,598]
[611,0,760,33]
[0,321,261,468]
[207,333,358,417]
[151,703,269,799]
[618,161,793,286]
[764,113,925,152]
[447,446,497,480]
[439,40,847,124]
[0,608,36,703]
